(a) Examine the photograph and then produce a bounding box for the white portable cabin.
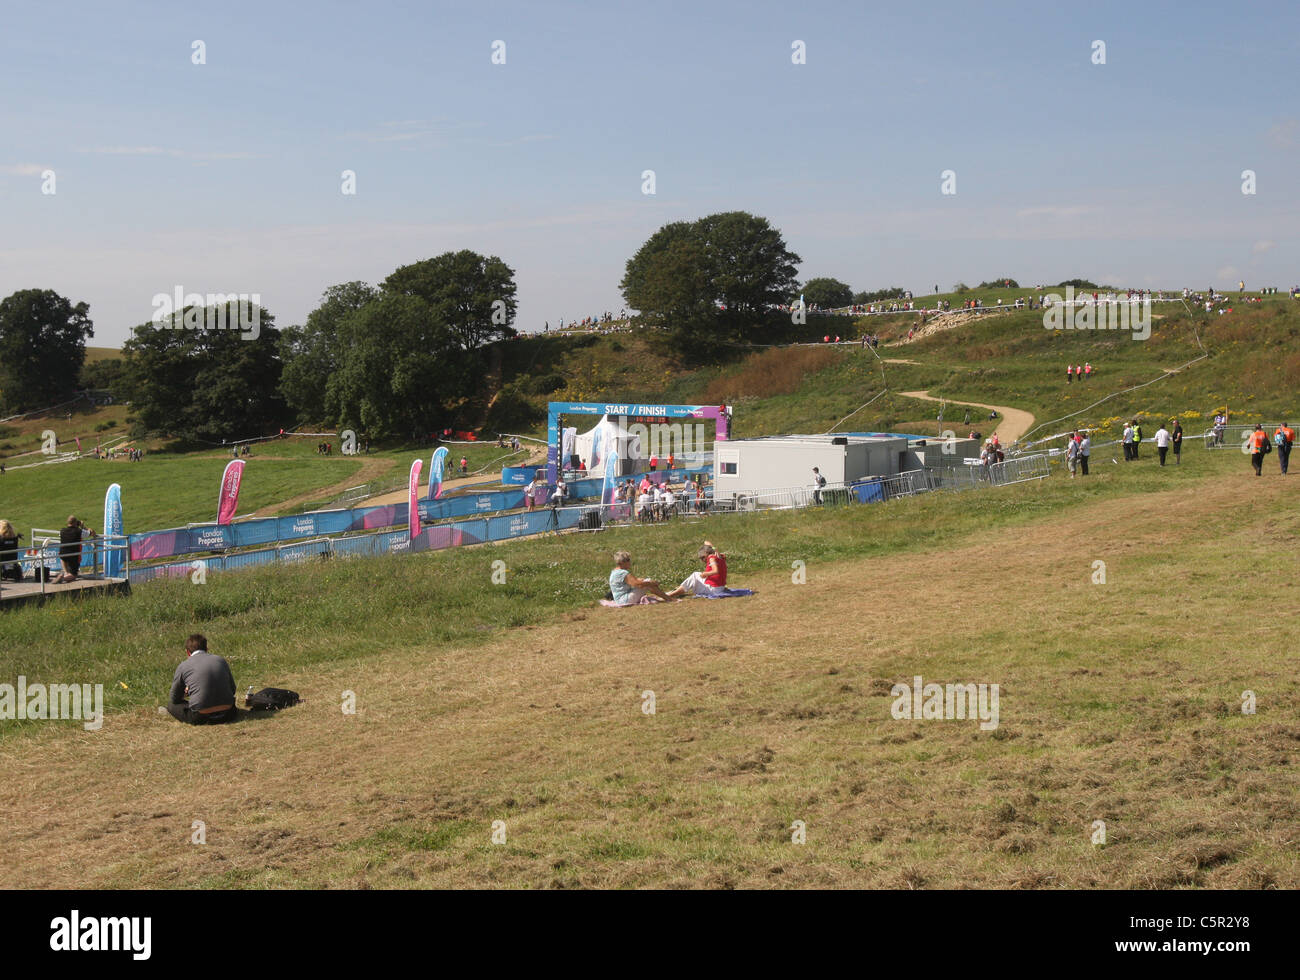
[712,435,908,502]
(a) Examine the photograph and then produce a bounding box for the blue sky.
[1,0,1296,347]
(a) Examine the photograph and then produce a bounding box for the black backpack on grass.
[245,687,301,711]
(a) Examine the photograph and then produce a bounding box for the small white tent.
[574,415,642,477]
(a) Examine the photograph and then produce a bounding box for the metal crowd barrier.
[1202,423,1284,450]
[987,454,1052,486]
[1,534,130,600]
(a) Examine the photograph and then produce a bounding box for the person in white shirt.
[1122,423,1134,461]
[661,485,676,518]
[551,478,567,506]
[524,478,538,511]
[1078,433,1091,476]
[637,489,652,522]
[1154,424,1171,466]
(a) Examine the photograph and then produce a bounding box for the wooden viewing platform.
[0,575,130,609]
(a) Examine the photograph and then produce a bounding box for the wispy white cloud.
[1252,239,1275,255]
[487,133,558,148]
[0,163,48,176]
[1016,205,1096,219]
[345,119,487,143]
[77,146,258,160]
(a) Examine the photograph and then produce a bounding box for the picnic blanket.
[599,588,754,608]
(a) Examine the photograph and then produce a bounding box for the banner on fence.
[128,466,712,563]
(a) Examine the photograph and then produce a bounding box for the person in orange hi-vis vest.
[1248,425,1270,476]
[1274,423,1295,475]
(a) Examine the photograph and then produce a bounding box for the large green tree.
[324,293,468,439]
[620,211,801,358]
[801,277,854,309]
[279,281,378,424]
[280,251,519,439]
[0,289,94,411]
[122,301,285,442]
[382,250,518,350]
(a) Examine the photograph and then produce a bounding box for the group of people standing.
[1064,431,1092,476]
[1065,363,1094,383]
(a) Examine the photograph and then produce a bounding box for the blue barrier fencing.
[127,467,711,565]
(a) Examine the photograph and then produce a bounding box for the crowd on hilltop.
[532,284,1298,337]
[544,311,632,334]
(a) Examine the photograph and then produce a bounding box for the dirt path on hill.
[364,444,547,507]
[899,390,1035,444]
[250,457,393,517]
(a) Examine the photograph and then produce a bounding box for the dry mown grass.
[2,470,1298,889]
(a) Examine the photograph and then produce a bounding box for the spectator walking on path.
[812,466,827,504]
[1248,424,1270,476]
[1155,423,1171,466]
[1274,423,1294,474]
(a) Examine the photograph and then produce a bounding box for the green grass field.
[0,438,535,535]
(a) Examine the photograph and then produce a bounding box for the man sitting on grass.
[165,634,238,725]
[609,550,675,605]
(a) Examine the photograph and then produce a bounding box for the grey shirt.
[169,651,236,711]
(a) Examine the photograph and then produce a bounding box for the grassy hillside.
[496,296,1300,445]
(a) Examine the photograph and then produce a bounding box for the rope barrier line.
[827,339,894,433]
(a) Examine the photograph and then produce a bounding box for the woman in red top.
[667,542,728,598]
